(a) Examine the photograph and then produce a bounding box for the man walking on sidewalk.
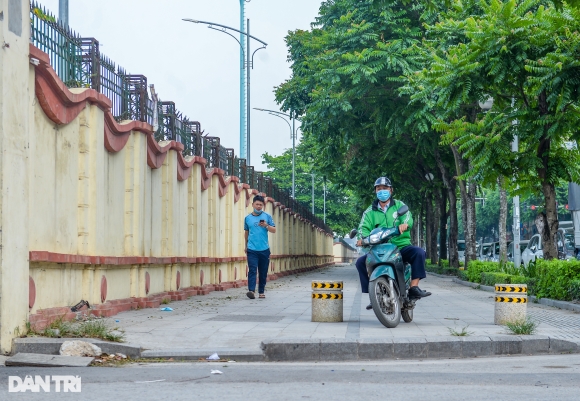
[244,195,276,299]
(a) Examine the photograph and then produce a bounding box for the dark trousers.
[247,249,270,294]
[355,245,427,293]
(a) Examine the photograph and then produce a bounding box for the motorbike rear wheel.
[402,308,413,323]
[369,276,401,328]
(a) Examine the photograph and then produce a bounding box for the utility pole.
[59,0,69,27]
[511,97,521,268]
[512,135,521,268]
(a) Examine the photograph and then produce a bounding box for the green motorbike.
[357,205,415,328]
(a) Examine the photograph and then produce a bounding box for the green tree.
[261,143,361,237]
[275,0,463,265]
[410,0,580,260]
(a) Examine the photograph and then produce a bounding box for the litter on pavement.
[211,370,223,375]
[206,353,220,360]
[160,307,173,311]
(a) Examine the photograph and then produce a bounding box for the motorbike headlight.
[380,228,395,241]
[369,231,383,244]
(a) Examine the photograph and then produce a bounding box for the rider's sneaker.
[408,286,431,300]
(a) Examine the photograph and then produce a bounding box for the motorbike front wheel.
[369,276,401,328]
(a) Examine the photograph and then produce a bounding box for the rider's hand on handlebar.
[356,239,363,247]
[398,223,409,233]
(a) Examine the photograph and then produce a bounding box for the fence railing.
[29,1,331,233]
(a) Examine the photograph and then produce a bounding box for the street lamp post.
[323,177,327,224]
[254,108,298,198]
[239,1,247,163]
[183,19,267,164]
[312,174,315,214]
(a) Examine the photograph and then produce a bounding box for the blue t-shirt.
[244,212,275,251]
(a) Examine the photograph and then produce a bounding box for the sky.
[39,0,322,170]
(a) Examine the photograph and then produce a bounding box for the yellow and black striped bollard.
[311,281,343,322]
[494,284,527,325]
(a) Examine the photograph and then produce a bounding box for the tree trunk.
[434,146,459,268]
[540,181,559,259]
[439,187,448,262]
[425,196,434,262]
[452,145,477,268]
[498,177,508,265]
[432,189,441,265]
[447,182,459,268]
[535,91,559,259]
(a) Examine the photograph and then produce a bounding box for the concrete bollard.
[311,281,343,322]
[494,284,527,325]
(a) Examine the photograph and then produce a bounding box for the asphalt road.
[1,354,580,400]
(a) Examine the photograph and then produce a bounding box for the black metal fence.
[29,1,331,233]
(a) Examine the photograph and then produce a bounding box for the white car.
[521,229,574,267]
[477,243,493,261]
[507,240,529,264]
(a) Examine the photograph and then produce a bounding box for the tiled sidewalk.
[114,264,580,352]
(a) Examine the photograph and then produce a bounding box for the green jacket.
[357,199,413,249]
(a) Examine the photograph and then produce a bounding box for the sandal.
[259,294,265,299]
[246,291,255,299]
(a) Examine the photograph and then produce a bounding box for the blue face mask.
[253,209,263,215]
[377,189,391,202]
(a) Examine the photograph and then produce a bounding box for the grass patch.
[504,319,538,335]
[448,325,473,336]
[27,315,125,342]
[161,298,171,305]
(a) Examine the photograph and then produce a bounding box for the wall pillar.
[0,0,31,352]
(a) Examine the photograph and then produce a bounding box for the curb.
[452,278,580,312]
[140,349,264,362]
[260,335,579,361]
[427,272,459,279]
[451,277,495,292]
[13,335,580,363]
[12,338,142,358]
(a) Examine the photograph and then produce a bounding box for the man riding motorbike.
[356,177,431,310]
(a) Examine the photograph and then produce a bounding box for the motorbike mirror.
[397,205,409,216]
[348,229,358,239]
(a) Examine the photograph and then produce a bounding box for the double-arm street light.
[254,108,299,198]
[183,18,267,165]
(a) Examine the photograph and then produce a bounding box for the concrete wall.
[333,241,358,264]
[0,11,333,351]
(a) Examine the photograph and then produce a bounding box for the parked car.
[521,229,574,267]
[477,242,493,261]
[507,240,529,264]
